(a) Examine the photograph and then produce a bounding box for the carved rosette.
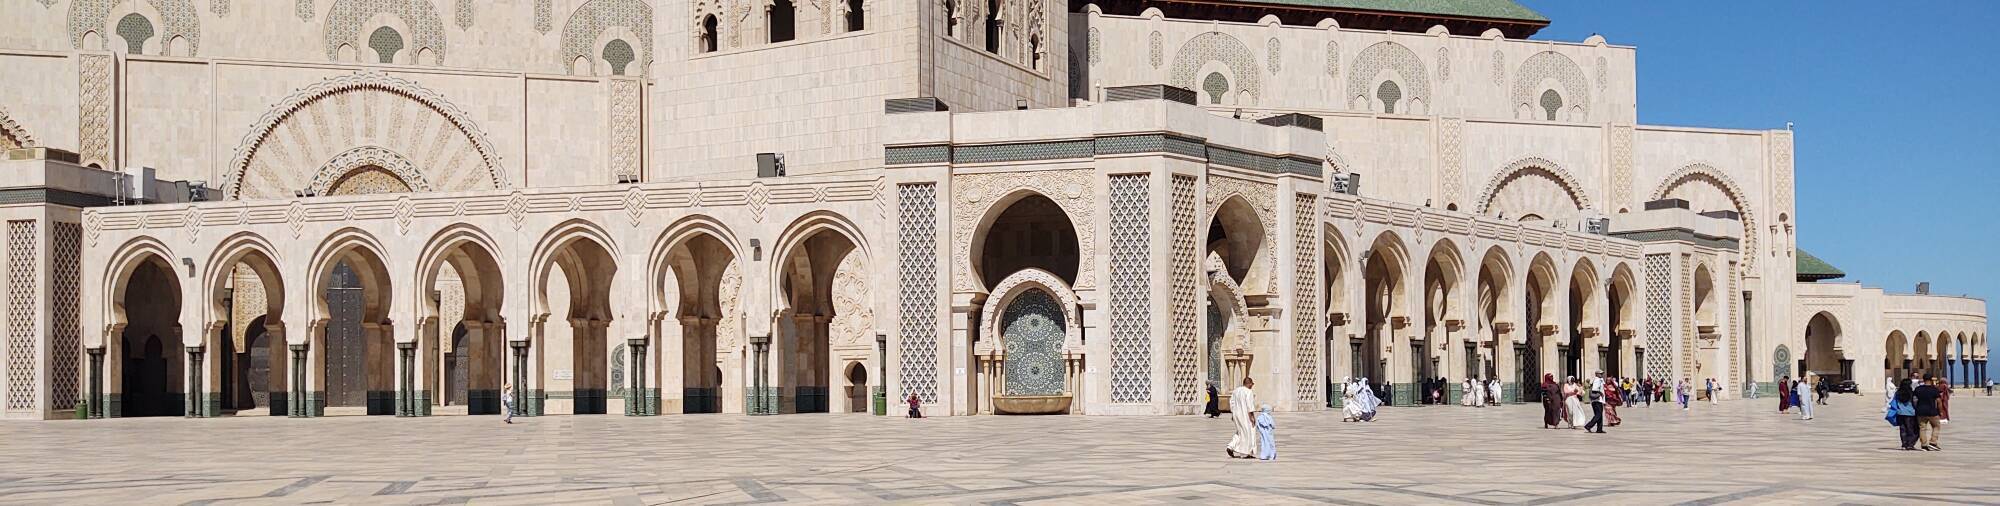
[951,170,1097,292]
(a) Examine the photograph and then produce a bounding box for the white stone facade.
[0,0,1983,419]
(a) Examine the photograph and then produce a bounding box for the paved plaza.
[2,396,1996,505]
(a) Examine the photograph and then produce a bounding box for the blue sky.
[1521,1,1999,360]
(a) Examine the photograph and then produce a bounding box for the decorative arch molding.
[560,0,655,76]
[1475,157,1593,215]
[101,236,179,332]
[220,71,510,200]
[828,249,875,349]
[979,268,1083,355]
[1205,176,1276,295]
[305,146,432,196]
[1649,163,1758,266]
[1205,253,1251,353]
[302,227,396,323]
[1511,51,1590,120]
[324,0,446,63]
[1168,32,1263,105]
[953,170,1097,292]
[200,231,289,323]
[1346,41,1429,112]
[70,0,202,55]
[0,106,35,150]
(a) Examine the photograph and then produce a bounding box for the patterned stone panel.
[1608,125,1634,209]
[1168,32,1263,105]
[1771,131,1794,213]
[298,0,316,21]
[896,184,940,403]
[78,53,114,169]
[324,0,447,63]
[608,79,643,181]
[1680,255,1694,377]
[559,0,654,76]
[829,251,873,348]
[1346,42,1428,111]
[1511,51,1591,120]
[1438,118,1463,207]
[1642,254,1671,380]
[7,221,38,411]
[1291,194,1320,403]
[1726,262,1739,392]
[1167,175,1200,406]
[1106,174,1152,404]
[454,0,474,29]
[50,222,81,410]
[1148,31,1161,69]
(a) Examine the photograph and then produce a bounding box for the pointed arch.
[1511,51,1590,120]
[324,0,445,62]
[1168,32,1263,106]
[560,0,655,75]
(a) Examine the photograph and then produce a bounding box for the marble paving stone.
[0,397,1995,504]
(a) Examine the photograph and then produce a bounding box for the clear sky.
[1520,1,1999,361]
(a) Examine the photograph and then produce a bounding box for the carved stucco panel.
[951,170,1097,292]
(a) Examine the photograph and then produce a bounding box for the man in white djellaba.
[1225,377,1259,458]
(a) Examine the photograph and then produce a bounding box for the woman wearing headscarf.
[1487,378,1502,406]
[1540,373,1560,429]
[1255,405,1277,460]
[1892,379,1919,450]
[1341,377,1365,422]
[1777,376,1792,413]
[1796,374,1816,420]
[1204,382,1221,418]
[1603,378,1624,427]
[1676,378,1691,410]
[1353,377,1381,422]
[1225,377,1258,458]
[1461,378,1476,407]
[1565,377,1589,428]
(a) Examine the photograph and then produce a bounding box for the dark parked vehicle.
[1828,379,1859,394]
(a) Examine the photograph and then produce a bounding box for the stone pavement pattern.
[2,396,1997,505]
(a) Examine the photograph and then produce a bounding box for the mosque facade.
[0,0,1984,419]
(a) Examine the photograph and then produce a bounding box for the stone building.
[0,0,1983,419]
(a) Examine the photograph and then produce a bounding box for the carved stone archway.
[1650,163,1757,267]
[307,146,433,196]
[953,171,1096,292]
[1475,157,1593,219]
[221,71,510,200]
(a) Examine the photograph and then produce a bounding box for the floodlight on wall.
[181,257,195,278]
[750,239,762,261]
[1015,99,1028,110]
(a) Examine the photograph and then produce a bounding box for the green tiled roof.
[1251,0,1549,23]
[1796,249,1846,282]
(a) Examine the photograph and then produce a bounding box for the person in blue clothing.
[1254,405,1276,460]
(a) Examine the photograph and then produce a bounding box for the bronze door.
[324,261,367,407]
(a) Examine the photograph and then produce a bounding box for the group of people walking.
[1887,374,1951,451]
[1773,375,1825,420]
[1339,377,1383,422]
[1537,372,1622,432]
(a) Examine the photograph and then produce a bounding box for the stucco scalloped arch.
[201,231,289,324]
[413,223,507,322]
[305,145,434,195]
[528,218,623,319]
[979,268,1083,355]
[1205,188,1275,294]
[1346,41,1429,111]
[0,106,38,149]
[646,214,745,317]
[303,227,397,324]
[955,171,1096,292]
[324,0,446,62]
[559,0,655,76]
[102,236,180,331]
[1168,32,1263,104]
[220,71,510,200]
[1511,51,1591,119]
[1475,157,1593,214]
[1649,163,1758,264]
